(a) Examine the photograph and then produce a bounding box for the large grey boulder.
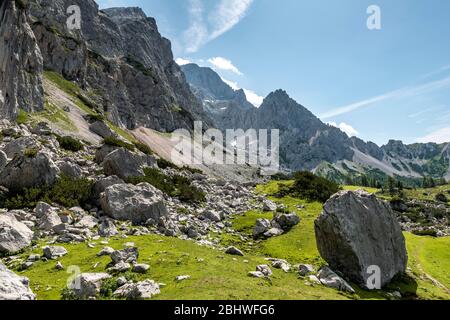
[102,148,156,180]
[273,213,300,230]
[315,190,408,288]
[0,214,33,254]
[69,273,111,299]
[0,262,36,300]
[0,152,59,192]
[253,218,271,239]
[101,183,168,224]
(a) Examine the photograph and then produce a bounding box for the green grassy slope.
[14,181,450,300]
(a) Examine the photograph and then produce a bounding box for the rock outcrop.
[315,190,408,288]
[0,262,36,300]
[0,152,59,192]
[28,0,209,132]
[0,0,44,120]
[0,213,34,254]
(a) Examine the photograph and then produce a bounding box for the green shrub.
[5,175,94,209]
[182,166,203,175]
[86,113,105,123]
[157,158,179,170]
[16,109,29,125]
[134,142,153,155]
[56,135,84,152]
[99,278,119,298]
[24,148,38,158]
[128,168,205,203]
[60,288,80,301]
[280,171,341,203]
[412,229,438,237]
[103,136,135,151]
[44,175,94,208]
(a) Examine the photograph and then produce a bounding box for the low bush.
[277,171,341,203]
[103,136,135,151]
[157,158,179,170]
[24,148,38,158]
[5,175,94,209]
[134,142,154,156]
[56,135,84,152]
[128,168,205,203]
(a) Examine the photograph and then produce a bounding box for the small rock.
[55,262,64,270]
[175,275,191,282]
[225,246,244,256]
[132,264,150,274]
[298,264,315,277]
[256,265,272,276]
[43,246,68,260]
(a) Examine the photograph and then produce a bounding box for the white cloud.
[183,0,253,53]
[221,77,263,107]
[175,58,192,66]
[243,89,264,107]
[327,122,359,137]
[320,74,450,119]
[417,127,450,144]
[183,0,208,54]
[208,57,243,75]
[208,0,254,40]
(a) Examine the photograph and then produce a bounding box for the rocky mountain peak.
[102,7,148,21]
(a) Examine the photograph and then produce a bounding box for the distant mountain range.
[181,63,450,184]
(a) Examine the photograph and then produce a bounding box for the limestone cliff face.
[28,0,208,131]
[0,0,44,119]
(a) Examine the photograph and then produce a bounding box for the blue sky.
[96,0,450,146]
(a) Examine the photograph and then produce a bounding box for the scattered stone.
[98,218,119,237]
[55,261,64,270]
[175,275,191,282]
[108,261,131,273]
[248,271,265,278]
[317,266,355,293]
[272,260,290,273]
[110,247,139,264]
[132,264,150,274]
[69,273,111,299]
[43,246,68,260]
[253,218,271,239]
[273,213,300,230]
[262,200,277,212]
[113,280,160,300]
[256,265,272,276]
[225,246,244,256]
[298,264,315,277]
[20,262,34,271]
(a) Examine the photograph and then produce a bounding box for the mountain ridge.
[182,63,450,182]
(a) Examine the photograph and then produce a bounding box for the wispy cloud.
[175,58,192,66]
[320,74,450,119]
[183,0,254,53]
[417,127,450,144]
[327,122,359,137]
[208,57,243,75]
[221,77,264,107]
